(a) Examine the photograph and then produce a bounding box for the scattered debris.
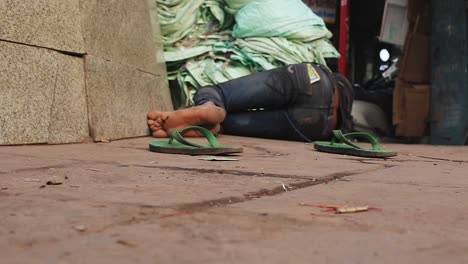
[23,178,41,182]
[73,225,87,232]
[275,181,292,191]
[39,185,46,189]
[159,212,193,219]
[46,180,63,186]
[300,203,383,214]
[116,239,137,248]
[100,140,111,143]
[336,206,370,214]
[198,156,239,161]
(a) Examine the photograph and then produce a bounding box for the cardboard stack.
[393,0,431,137]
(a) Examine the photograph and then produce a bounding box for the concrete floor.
[0,136,467,264]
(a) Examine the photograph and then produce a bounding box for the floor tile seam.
[345,178,468,190]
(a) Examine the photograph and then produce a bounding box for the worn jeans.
[193,63,337,141]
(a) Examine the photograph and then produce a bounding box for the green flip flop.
[314,130,398,158]
[149,126,243,155]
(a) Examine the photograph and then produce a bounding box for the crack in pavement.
[352,179,468,189]
[3,160,390,212]
[0,163,392,240]
[174,166,388,212]
[0,160,122,175]
[0,151,130,175]
[127,164,315,180]
[0,153,391,218]
[414,156,468,164]
[63,166,391,235]
[335,156,467,166]
[0,163,78,174]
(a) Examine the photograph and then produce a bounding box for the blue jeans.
[194,63,338,141]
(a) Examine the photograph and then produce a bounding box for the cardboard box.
[407,0,430,25]
[379,0,409,46]
[392,0,431,138]
[399,32,430,83]
[393,79,431,137]
[392,78,407,126]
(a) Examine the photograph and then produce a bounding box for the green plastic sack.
[232,0,331,42]
[224,0,253,14]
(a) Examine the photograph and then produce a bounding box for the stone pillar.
[430,0,468,145]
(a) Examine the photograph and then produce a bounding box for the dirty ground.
[0,136,467,263]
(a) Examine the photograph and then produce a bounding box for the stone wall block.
[48,55,90,144]
[0,42,89,145]
[0,0,85,53]
[79,0,161,74]
[85,55,173,141]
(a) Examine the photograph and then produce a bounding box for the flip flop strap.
[331,130,381,151]
[168,126,220,148]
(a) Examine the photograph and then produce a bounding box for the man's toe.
[147,112,158,119]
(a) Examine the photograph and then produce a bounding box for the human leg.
[194,65,303,112]
[221,110,309,141]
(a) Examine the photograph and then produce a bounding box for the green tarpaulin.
[156,0,340,107]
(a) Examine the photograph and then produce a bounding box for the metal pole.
[430,0,468,145]
[338,0,349,76]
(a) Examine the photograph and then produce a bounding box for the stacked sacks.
[225,0,253,14]
[158,0,234,46]
[157,0,340,107]
[232,0,331,42]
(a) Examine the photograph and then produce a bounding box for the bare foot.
[147,102,226,138]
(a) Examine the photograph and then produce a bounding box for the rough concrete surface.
[0,136,467,263]
[85,55,173,141]
[0,0,85,53]
[79,0,163,74]
[0,42,89,145]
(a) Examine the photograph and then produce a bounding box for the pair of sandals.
[149,126,398,158]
